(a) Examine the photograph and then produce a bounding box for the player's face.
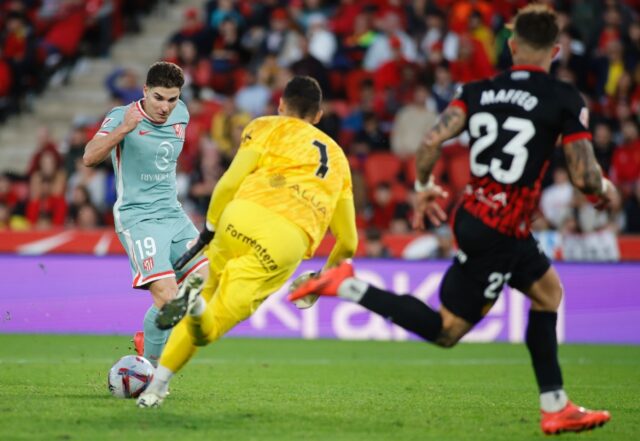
[143,86,180,123]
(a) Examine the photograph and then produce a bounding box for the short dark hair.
[512,4,559,50]
[146,61,185,89]
[282,76,322,119]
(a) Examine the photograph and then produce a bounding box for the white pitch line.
[1,357,635,366]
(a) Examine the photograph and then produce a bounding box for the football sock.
[143,306,170,367]
[159,319,198,373]
[189,296,206,317]
[147,365,173,396]
[540,389,568,413]
[525,310,564,399]
[337,278,369,301]
[352,284,443,342]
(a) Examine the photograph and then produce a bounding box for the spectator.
[390,83,438,159]
[623,180,640,232]
[592,121,616,172]
[66,158,107,211]
[188,146,224,215]
[290,35,331,96]
[449,33,494,83]
[368,182,410,231]
[27,127,62,176]
[355,112,388,152]
[306,13,337,67]
[363,11,417,72]
[105,67,143,103]
[62,126,90,178]
[209,0,244,30]
[169,7,210,57]
[25,178,67,227]
[74,203,102,229]
[2,11,38,107]
[420,8,459,64]
[66,184,91,223]
[610,119,640,196]
[431,62,456,112]
[0,173,20,210]
[178,40,211,91]
[540,168,574,230]
[210,17,249,78]
[234,68,271,117]
[261,8,303,67]
[364,226,391,258]
[342,8,377,65]
[468,9,495,65]
[211,98,251,159]
[29,149,66,197]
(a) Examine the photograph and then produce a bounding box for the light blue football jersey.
[98,99,189,232]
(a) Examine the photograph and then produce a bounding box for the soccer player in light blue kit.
[83,62,209,366]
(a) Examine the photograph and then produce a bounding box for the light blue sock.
[143,306,170,367]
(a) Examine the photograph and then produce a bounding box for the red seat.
[363,152,402,189]
[404,155,445,185]
[344,69,373,104]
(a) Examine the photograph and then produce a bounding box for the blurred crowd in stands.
[1,0,640,260]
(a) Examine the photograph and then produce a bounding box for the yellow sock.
[158,319,198,373]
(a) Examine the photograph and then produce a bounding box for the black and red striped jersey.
[449,65,591,238]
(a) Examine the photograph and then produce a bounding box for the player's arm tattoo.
[416,106,466,184]
[563,138,603,194]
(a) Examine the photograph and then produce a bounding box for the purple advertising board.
[1,255,638,344]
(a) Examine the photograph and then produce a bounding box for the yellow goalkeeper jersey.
[232,115,353,257]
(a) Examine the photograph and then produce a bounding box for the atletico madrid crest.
[143,257,154,272]
[173,123,185,140]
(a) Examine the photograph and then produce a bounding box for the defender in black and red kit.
[289,4,615,435]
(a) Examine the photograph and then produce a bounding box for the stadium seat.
[344,69,373,104]
[404,155,446,185]
[363,152,402,189]
[446,149,470,194]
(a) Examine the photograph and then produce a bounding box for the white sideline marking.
[1,357,635,366]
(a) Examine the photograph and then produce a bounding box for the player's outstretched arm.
[563,138,617,208]
[83,104,143,167]
[412,105,465,230]
[325,198,358,269]
[415,105,466,185]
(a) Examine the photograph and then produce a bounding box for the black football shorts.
[440,207,551,324]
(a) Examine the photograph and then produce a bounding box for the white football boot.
[155,273,204,330]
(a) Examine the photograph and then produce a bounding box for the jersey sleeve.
[560,86,591,145]
[237,117,274,154]
[339,156,354,202]
[95,107,125,137]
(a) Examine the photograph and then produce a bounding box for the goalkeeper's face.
[143,86,180,123]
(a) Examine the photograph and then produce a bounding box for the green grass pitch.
[0,335,638,441]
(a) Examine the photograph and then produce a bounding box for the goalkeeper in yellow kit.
[137,76,358,407]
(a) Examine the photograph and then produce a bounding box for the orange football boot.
[288,260,355,301]
[541,401,610,435]
[132,331,144,356]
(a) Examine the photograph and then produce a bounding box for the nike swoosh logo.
[139,130,151,135]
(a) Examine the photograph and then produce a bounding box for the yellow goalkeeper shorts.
[200,198,309,342]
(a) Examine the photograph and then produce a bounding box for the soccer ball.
[107,355,154,398]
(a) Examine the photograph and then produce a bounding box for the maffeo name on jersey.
[480,89,539,112]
